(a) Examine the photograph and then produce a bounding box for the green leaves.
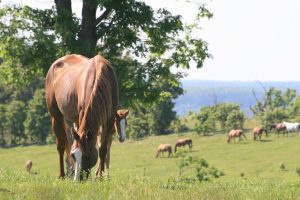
[195,103,245,135]
[251,88,299,127]
[24,89,51,143]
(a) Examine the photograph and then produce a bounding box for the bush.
[177,152,225,182]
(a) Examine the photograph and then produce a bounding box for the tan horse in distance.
[25,160,32,173]
[227,129,246,143]
[252,127,268,140]
[156,144,172,158]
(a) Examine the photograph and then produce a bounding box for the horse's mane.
[78,55,119,146]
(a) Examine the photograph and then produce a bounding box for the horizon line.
[181,79,300,82]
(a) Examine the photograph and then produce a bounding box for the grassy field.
[1,131,300,199]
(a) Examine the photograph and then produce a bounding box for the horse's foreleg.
[156,150,160,158]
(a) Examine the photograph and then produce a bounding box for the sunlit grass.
[1,131,300,199]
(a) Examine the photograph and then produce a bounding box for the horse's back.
[46,55,90,120]
[229,129,243,136]
[253,127,262,134]
[158,144,171,150]
[228,129,236,136]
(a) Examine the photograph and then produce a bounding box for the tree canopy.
[0,0,212,107]
[0,0,212,144]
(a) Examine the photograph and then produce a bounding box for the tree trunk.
[54,0,77,52]
[78,0,97,57]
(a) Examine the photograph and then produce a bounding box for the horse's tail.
[174,144,177,153]
[78,55,118,146]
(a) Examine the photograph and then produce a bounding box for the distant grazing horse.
[283,122,300,136]
[227,129,246,144]
[252,127,268,140]
[156,144,172,158]
[270,123,287,135]
[46,54,128,181]
[174,138,193,152]
[25,160,32,173]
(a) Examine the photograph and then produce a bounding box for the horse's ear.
[123,109,129,116]
[116,109,130,117]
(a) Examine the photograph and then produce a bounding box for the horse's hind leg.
[96,142,107,177]
[51,115,67,178]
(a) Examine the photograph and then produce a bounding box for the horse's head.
[71,129,98,180]
[114,109,129,142]
[188,139,193,148]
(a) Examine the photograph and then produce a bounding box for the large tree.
[0,0,212,107]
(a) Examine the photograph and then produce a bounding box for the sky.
[2,0,300,81]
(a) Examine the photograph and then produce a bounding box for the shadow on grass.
[189,150,199,153]
[259,139,272,142]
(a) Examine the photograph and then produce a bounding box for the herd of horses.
[156,138,193,158]
[228,122,300,143]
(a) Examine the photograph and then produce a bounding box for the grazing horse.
[46,54,128,180]
[252,127,268,140]
[227,129,246,144]
[156,144,172,158]
[283,122,300,136]
[174,138,193,153]
[270,123,287,135]
[25,160,32,173]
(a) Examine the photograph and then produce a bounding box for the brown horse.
[174,138,193,153]
[227,129,246,144]
[45,54,128,180]
[156,144,172,158]
[269,123,287,135]
[252,127,268,140]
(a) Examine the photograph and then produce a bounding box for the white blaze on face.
[120,119,126,141]
[71,147,82,181]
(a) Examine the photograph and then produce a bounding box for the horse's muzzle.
[119,137,125,143]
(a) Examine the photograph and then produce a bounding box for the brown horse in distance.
[227,129,246,143]
[269,123,287,135]
[156,144,172,158]
[174,138,193,152]
[46,54,128,180]
[253,127,268,140]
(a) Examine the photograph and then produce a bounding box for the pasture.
[1,131,300,199]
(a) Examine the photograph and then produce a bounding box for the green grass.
[1,131,300,199]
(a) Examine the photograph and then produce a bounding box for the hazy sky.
[2,0,300,81]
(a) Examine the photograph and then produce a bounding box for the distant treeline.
[175,80,300,116]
